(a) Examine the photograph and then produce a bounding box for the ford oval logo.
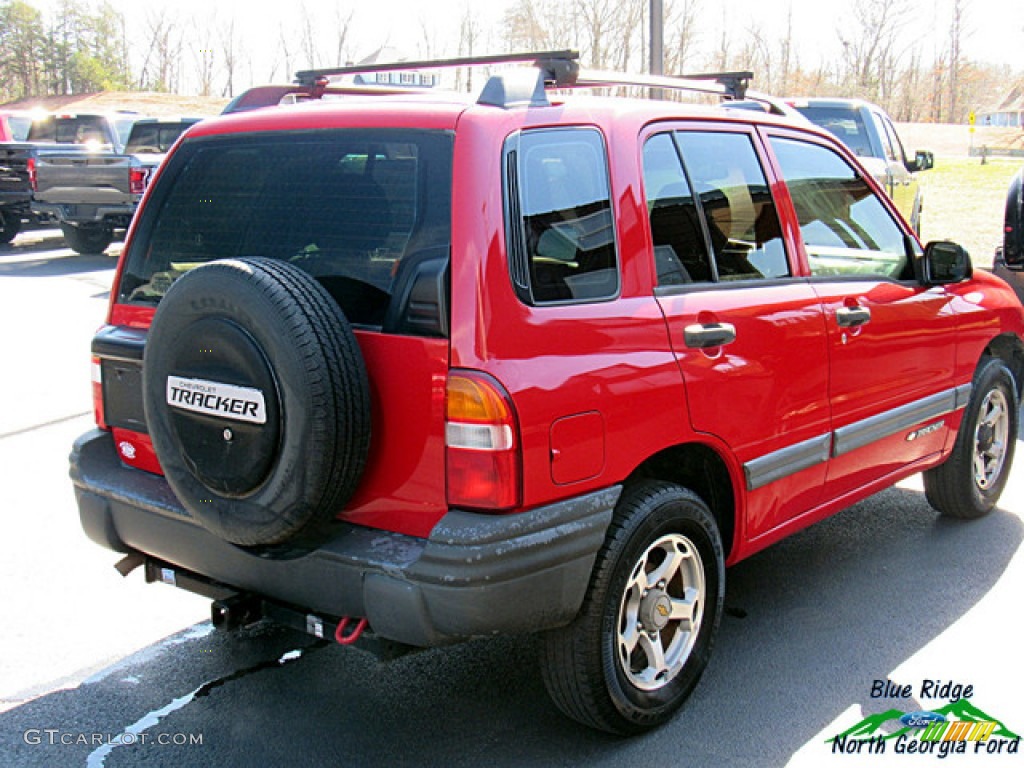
[900,711,946,728]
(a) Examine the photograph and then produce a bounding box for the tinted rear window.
[793,106,872,157]
[125,122,198,154]
[118,128,453,329]
[27,115,114,146]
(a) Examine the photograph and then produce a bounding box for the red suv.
[71,53,1024,734]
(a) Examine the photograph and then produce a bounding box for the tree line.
[0,0,1017,124]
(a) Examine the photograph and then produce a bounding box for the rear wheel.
[541,481,724,734]
[924,357,1018,519]
[0,209,21,244]
[61,223,113,254]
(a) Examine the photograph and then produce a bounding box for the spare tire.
[143,257,371,547]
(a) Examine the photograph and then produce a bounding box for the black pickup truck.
[30,117,201,254]
[0,113,144,246]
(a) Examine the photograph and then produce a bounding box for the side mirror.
[923,241,972,284]
[1003,168,1024,266]
[908,150,933,172]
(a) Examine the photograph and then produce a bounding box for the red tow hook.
[334,616,368,645]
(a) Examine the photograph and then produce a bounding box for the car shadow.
[0,250,118,277]
[0,485,1020,767]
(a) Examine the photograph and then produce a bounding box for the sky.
[34,0,1024,93]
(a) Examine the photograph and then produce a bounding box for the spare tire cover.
[143,257,371,546]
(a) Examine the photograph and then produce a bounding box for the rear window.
[27,115,115,146]
[125,122,198,154]
[7,115,31,141]
[118,128,454,330]
[793,106,873,158]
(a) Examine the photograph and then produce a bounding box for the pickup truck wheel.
[0,210,21,244]
[924,358,1019,519]
[61,223,113,254]
[541,481,724,734]
[143,257,371,547]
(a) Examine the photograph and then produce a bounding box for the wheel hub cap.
[973,388,1009,491]
[616,533,705,691]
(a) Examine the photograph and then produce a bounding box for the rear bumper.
[70,429,618,647]
[32,201,134,227]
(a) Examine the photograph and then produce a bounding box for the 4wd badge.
[166,375,267,424]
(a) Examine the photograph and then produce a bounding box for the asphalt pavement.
[1,230,1021,767]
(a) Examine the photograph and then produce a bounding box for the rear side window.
[504,128,619,304]
[119,128,454,330]
[770,136,914,279]
[643,133,712,284]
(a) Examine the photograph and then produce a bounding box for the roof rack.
[228,50,773,115]
[295,50,581,89]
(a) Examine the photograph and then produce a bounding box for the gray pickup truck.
[31,117,201,254]
[787,98,934,234]
[1,113,144,247]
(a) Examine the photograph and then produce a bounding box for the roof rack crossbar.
[572,69,753,100]
[295,50,580,87]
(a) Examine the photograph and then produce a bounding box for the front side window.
[505,128,618,304]
[770,136,913,279]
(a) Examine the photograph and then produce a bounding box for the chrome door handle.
[836,306,871,328]
[684,322,737,349]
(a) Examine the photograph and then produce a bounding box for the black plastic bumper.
[70,429,619,647]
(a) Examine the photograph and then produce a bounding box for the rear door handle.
[836,306,871,328]
[684,322,737,349]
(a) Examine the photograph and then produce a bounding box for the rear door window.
[119,128,454,331]
[642,129,789,285]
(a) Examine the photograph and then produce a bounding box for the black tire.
[0,209,21,244]
[541,481,725,734]
[924,357,1019,519]
[143,257,371,547]
[61,223,113,254]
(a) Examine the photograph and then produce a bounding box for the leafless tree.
[220,16,238,98]
[663,0,701,75]
[137,8,183,92]
[947,0,973,122]
[334,5,354,67]
[456,4,482,92]
[836,0,913,106]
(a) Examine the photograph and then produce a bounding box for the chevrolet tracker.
[70,51,1024,734]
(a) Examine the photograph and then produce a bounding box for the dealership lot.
[0,232,1021,766]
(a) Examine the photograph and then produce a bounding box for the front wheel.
[924,358,1019,519]
[541,481,724,734]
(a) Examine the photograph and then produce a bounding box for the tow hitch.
[211,594,262,630]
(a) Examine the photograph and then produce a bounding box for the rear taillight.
[129,166,148,195]
[91,355,107,429]
[26,156,36,192]
[446,370,521,510]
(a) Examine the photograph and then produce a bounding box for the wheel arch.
[982,333,1024,398]
[624,442,738,562]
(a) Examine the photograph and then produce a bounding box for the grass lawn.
[917,156,1022,269]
